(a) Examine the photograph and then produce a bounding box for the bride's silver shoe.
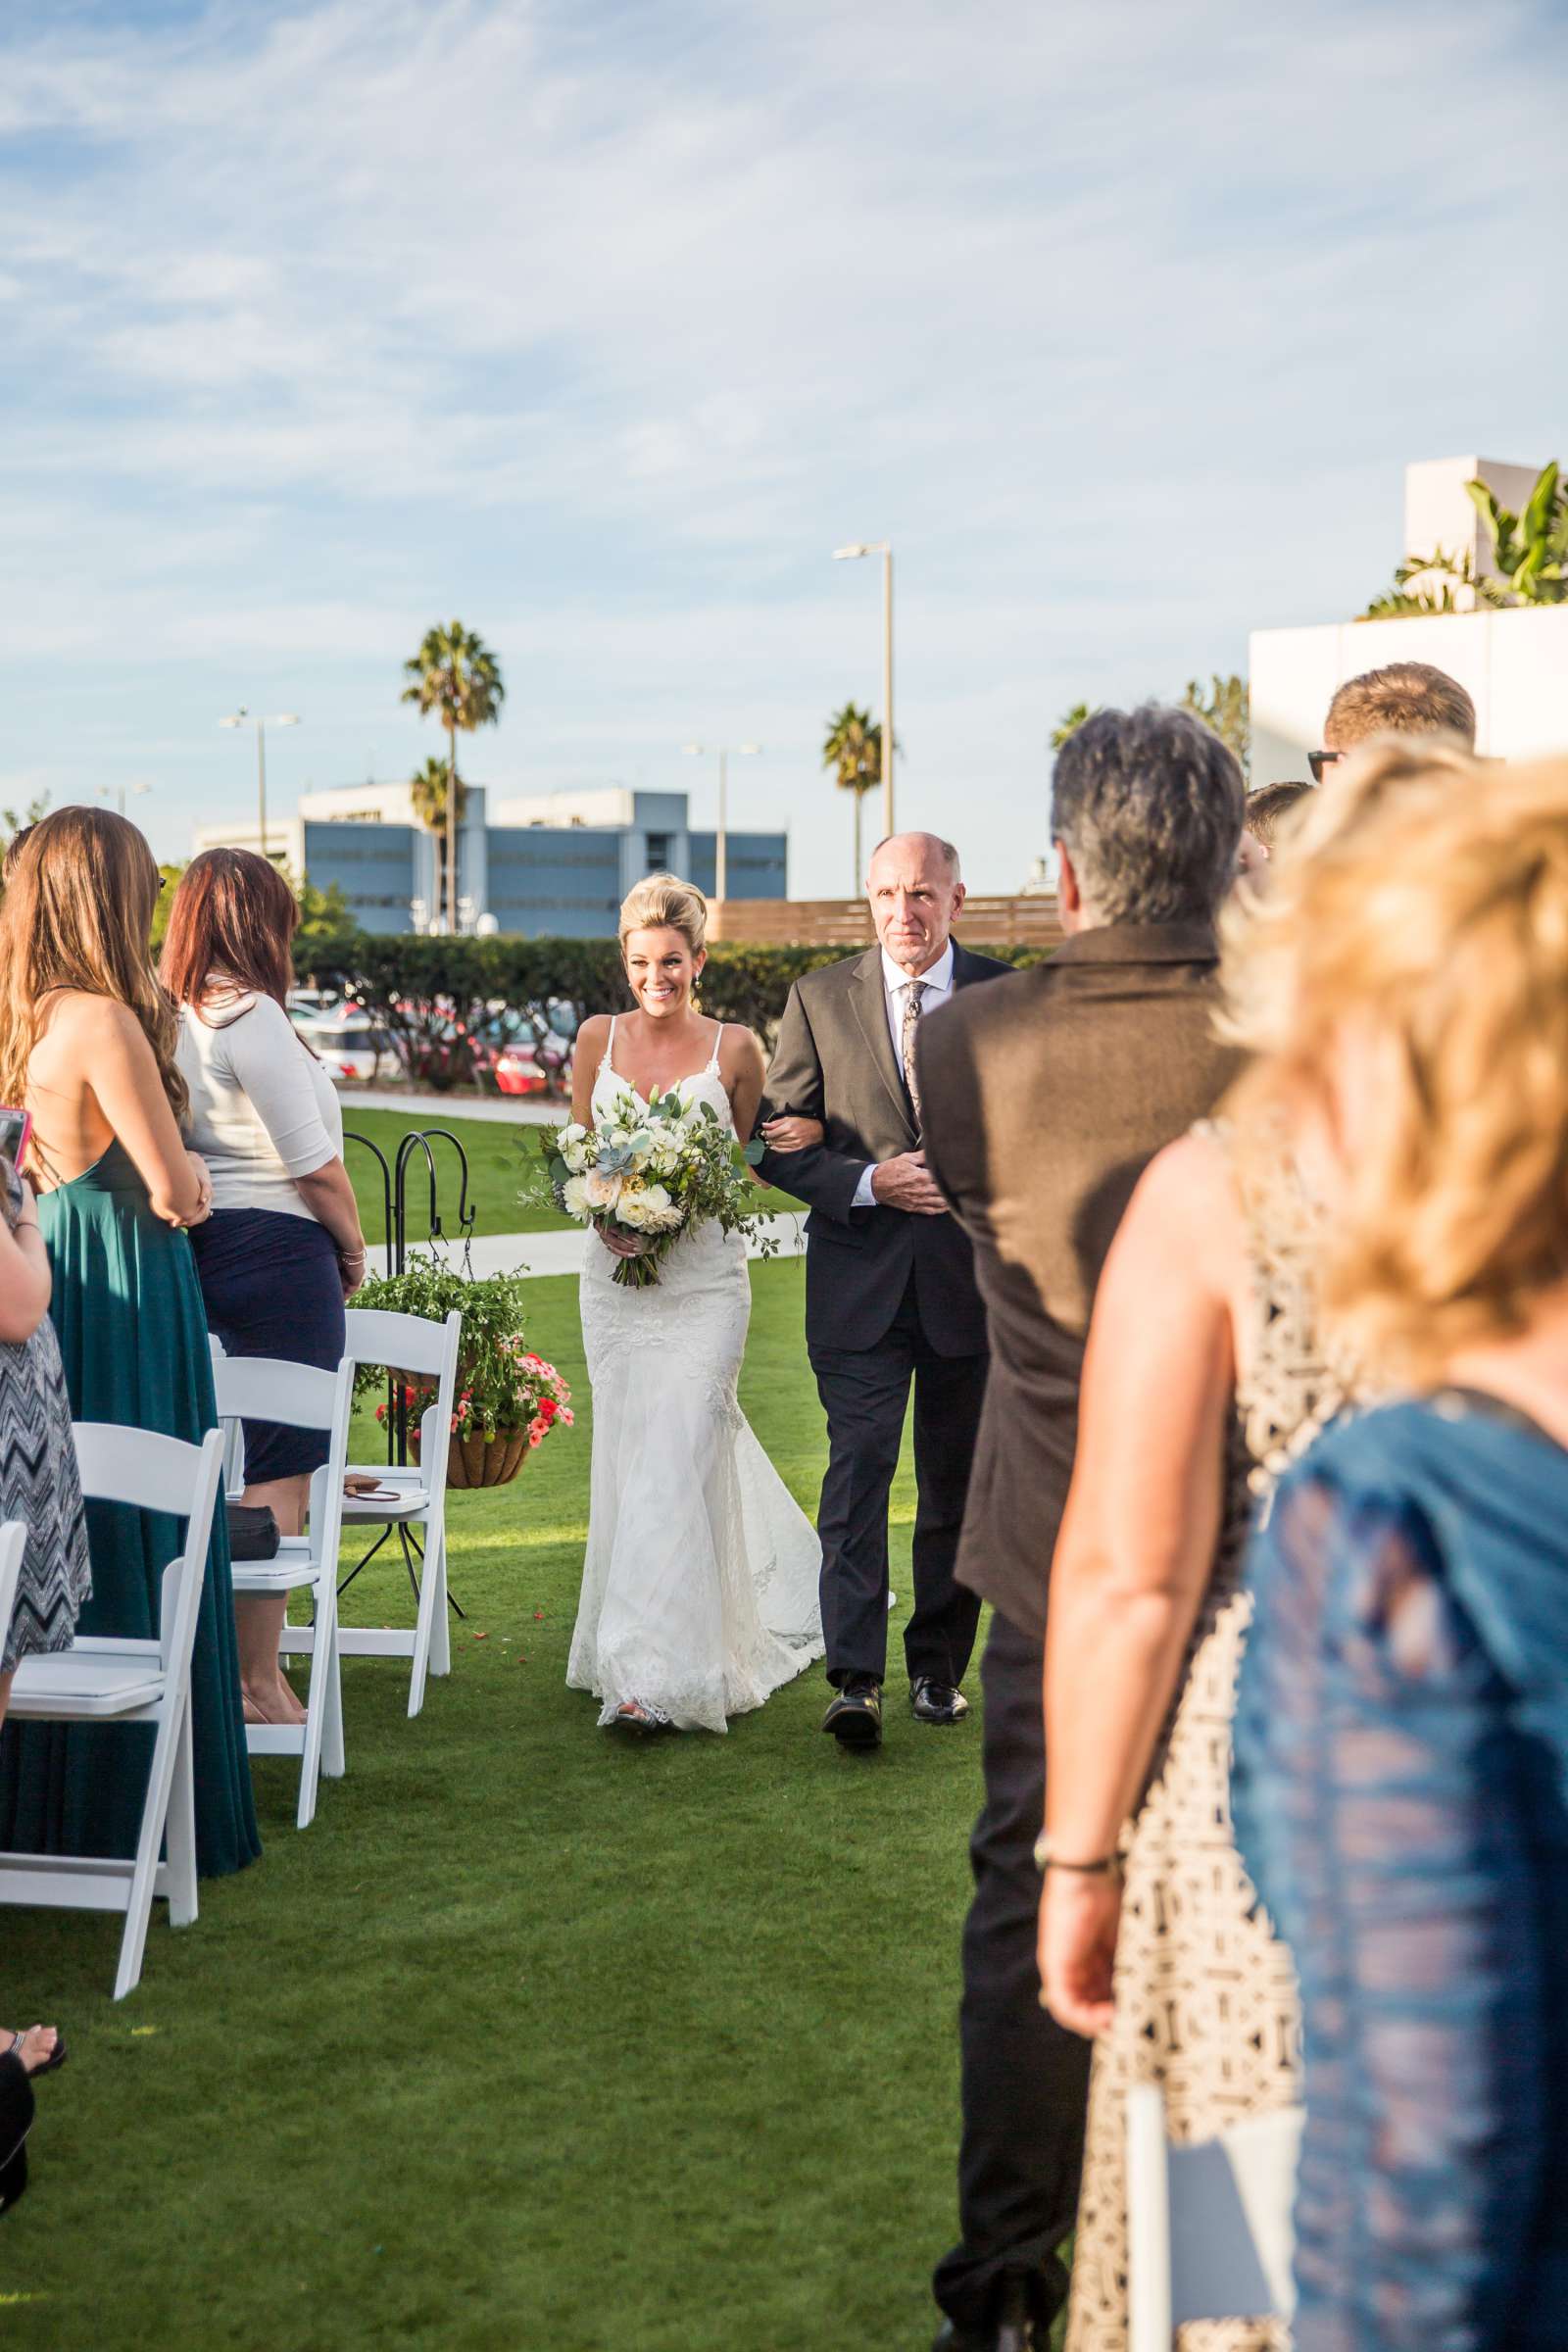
[610,1699,673,1736]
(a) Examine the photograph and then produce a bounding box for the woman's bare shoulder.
[576,1013,612,1050]
[1120,1129,1244,1272]
[39,991,142,1047]
[718,1021,763,1069]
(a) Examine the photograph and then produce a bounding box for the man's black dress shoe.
[910,1676,970,1726]
[821,1675,882,1748]
[930,2286,1035,2350]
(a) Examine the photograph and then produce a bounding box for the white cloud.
[0,0,1563,888]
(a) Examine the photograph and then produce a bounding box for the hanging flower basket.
[354,1255,575,1488]
[409,1422,531,1489]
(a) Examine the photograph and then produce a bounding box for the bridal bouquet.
[533,1083,775,1288]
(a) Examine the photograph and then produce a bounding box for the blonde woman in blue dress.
[567,875,823,1734]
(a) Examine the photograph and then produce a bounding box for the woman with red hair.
[165,849,368,1727]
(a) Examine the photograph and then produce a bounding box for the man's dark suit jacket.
[917,922,1243,1639]
[755,940,1012,1356]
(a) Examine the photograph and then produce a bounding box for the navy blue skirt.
[190,1207,347,1484]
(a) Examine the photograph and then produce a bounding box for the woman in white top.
[164,850,368,1726]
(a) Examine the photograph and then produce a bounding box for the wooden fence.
[709,894,1063,950]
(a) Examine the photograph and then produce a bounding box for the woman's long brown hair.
[0,805,187,1119]
[161,847,300,1019]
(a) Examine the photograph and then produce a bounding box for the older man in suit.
[754,832,1010,1748]
[915,709,1247,2351]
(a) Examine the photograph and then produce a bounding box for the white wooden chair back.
[1126,2085,1301,2350]
[343,1306,461,1386]
[1,1425,225,1996]
[337,1306,463,1718]
[208,1336,245,1495]
[73,1425,225,1679]
[0,1521,25,1666]
[342,1302,461,1536]
[209,1355,356,1827]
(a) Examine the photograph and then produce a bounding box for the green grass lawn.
[2,1259,994,2352]
[341,1104,805,1250]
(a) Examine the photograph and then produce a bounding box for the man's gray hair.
[1051,706,1244,925]
[868,831,962,882]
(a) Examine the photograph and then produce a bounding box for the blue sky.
[1,0,1565,896]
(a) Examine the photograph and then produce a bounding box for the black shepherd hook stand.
[341,1122,477,1622]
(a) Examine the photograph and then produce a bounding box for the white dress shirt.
[852,942,956,1208]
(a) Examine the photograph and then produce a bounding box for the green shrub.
[298,930,1047,1080]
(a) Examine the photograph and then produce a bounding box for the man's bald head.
[865,831,966,977]
[868,831,962,886]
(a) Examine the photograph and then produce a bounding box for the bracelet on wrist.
[1033,1833,1121,1881]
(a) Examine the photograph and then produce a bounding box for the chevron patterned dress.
[0,1168,90,1676]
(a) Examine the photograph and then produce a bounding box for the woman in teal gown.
[0,808,258,1880]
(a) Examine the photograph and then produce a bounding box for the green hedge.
[296,929,1047,1087]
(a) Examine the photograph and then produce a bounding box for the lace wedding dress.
[566,1020,825,1732]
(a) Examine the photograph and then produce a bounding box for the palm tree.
[821,702,883,893]
[1360,462,1567,617]
[1179,673,1250,770]
[401,621,506,931]
[1050,702,1099,750]
[408,756,467,926]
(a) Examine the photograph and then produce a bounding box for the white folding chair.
[331,1307,463,1718]
[0,1426,224,2001]
[210,1354,355,1829]
[208,1335,246,1498]
[1126,2083,1302,2351]
[0,1521,24,1671]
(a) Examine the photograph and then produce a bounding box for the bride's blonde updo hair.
[617,872,709,960]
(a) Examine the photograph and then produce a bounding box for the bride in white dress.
[566,873,824,1734]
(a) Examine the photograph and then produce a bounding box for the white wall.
[1402,455,1542,600]
[495,786,634,828]
[1249,606,1568,784]
[190,814,307,869]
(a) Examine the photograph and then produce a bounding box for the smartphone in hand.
[0,1107,33,1172]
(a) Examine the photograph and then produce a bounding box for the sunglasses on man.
[1307,749,1344,784]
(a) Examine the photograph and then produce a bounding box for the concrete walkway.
[372,1208,809,1283]
[345,1090,563,1127]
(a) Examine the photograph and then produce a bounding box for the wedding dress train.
[567,1025,824,1731]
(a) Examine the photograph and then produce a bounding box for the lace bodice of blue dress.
[1233,1391,1568,2352]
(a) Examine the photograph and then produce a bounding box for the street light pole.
[832,542,895,837]
[220,709,300,860]
[97,782,151,822]
[683,743,761,906]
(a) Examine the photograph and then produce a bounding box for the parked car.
[493,1041,550,1098]
[291,1008,400,1086]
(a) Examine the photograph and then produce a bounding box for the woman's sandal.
[612,1700,672,1736]
[8,2029,67,2078]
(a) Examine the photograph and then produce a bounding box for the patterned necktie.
[901,980,927,1123]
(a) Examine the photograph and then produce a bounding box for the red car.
[493,1043,550,1098]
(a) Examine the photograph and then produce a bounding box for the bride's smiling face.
[623,924,705,1020]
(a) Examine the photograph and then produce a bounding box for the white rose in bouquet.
[616,1189,653,1232]
[562,1175,591,1216]
[557,1124,592,1175]
[583,1168,623,1210]
[636,1184,683,1233]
